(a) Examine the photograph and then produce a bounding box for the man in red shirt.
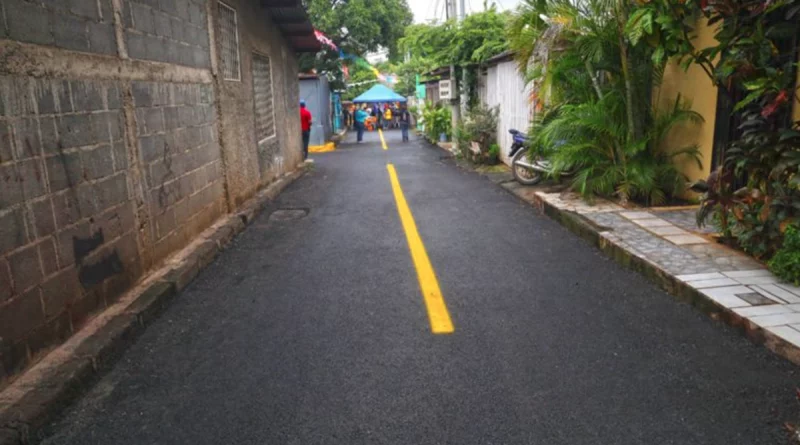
[299,100,312,160]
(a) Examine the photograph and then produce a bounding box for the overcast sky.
[408,0,521,23]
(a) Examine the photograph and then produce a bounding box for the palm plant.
[509,0,704,205]
[539,93,702,205]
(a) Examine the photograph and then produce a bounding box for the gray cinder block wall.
[0,0,310,383]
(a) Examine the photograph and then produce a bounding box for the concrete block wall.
[123,0,210,68]
[132,81,225,263]
[0,0,304,383]
[0,76,140,378]
[0,0,117,55]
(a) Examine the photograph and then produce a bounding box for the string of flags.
[313,29,395,85]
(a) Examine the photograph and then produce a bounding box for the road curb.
[507,183,800,368]
[0,166,308,445]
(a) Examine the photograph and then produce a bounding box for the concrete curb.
[0,166,308,445]
[507,184,800,368]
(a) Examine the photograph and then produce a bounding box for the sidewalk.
[463,160,800,366]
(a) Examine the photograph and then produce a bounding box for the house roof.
[484,50,515,65]
[260,0,321,52]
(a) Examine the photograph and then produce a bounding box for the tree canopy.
[300,0,413,89]
[398,9,509,73]
[395,8,509,104]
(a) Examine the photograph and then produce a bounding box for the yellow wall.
[794,57,800,123]
[657,19,719,185]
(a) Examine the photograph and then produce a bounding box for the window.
[218,2,240,81]
[252,53,276,141]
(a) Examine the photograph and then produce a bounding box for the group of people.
[347,103,413,143]
[299,100,414,161]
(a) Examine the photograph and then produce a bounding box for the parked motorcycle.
[508,129,572,185]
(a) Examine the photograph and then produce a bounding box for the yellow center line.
[378,129,388,150]
[386,164,454,334]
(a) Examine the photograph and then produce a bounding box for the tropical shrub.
[464,105,499,150]
[487,144,500,165]
[541,94,702,205]
[454,105,500,164]
[770,226,800,285]
[422,103,452,142]
[510,0,703,205]
[628,0,800,257]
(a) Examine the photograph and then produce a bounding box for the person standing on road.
[354,106,368,143]
[398,104,411,142]
[383,106,392,130]
[299,100,312,160]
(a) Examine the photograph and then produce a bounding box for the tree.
[396,9,509,104]
[300,0,413,89]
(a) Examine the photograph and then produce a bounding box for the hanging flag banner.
[314,30,396,85]
[313,29,338,51]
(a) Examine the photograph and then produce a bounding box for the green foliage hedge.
[769,226,800,286]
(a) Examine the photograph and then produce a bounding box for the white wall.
[485,60,533,164]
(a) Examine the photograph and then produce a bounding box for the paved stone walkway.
[498,182,800,362]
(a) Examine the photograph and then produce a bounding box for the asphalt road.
[42,130,800,444]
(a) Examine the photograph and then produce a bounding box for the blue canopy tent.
[352,84,407,103]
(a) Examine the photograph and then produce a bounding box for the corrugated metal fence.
[485,60,533,164]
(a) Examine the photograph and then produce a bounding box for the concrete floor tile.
[748,312,800,328]
[766,325,800,347]
[689,278,740,289]
[722,269,772,279]
[664,234,708,245]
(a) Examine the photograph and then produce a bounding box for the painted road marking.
[378,129,388,150]
[386,164,454,334]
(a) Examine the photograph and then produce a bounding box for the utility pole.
[458,0,467,118]
[447,0,459,132]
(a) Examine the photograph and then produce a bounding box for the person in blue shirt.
[354,106,368,143]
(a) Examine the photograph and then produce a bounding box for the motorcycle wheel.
[511,148,543,185]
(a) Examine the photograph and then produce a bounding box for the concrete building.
[0,0,319,382]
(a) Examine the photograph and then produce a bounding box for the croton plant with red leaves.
[628,0,800,259]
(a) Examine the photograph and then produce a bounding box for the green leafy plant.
[508,0,704,205]
[487,144,500,165]
[421,103,452,142]
[464,106,498,149]
[541,93,702,205]
[771,226,800,286]
[397,9,509,105]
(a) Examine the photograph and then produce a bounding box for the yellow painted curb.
[309,142,336,153]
